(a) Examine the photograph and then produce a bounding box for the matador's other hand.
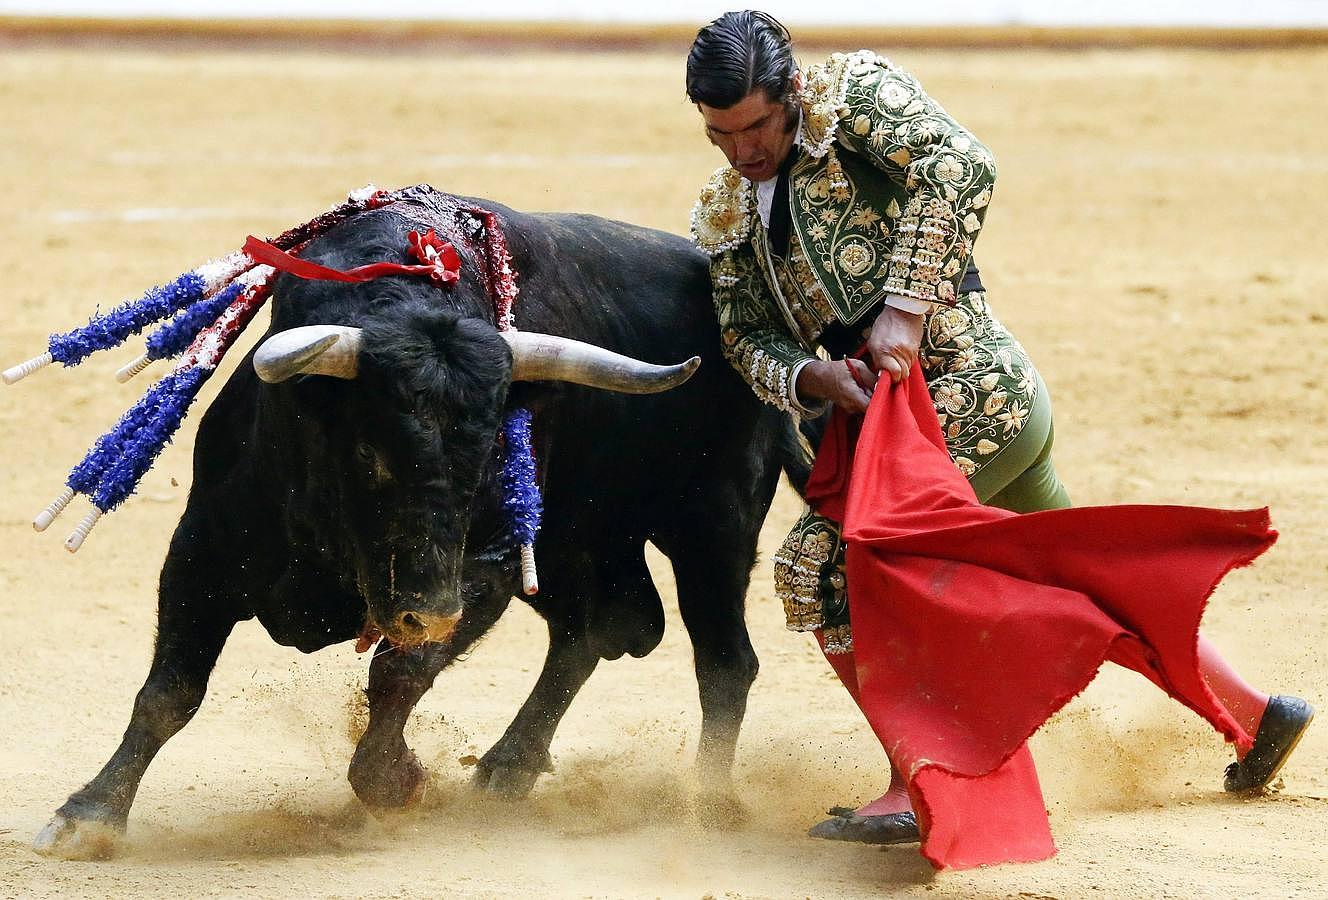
[866,305,924,384]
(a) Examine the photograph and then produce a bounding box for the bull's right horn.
[253,325,362,383]
[501,331,700,394]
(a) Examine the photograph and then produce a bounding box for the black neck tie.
[767,146,799,257]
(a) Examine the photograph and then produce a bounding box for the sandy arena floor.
[0,40,1326,899]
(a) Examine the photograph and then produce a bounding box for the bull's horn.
[253,325,362,383]
[501,331,700,394]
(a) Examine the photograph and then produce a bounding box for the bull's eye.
[355,441,374,462]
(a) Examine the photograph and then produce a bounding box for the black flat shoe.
[807,811,920,845]
[1224,695,1315,793]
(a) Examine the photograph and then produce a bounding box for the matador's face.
[697,75,801,183]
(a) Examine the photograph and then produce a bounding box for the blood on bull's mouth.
[395,608,461,646]
[353,554,465,652]
[355,623,382,654]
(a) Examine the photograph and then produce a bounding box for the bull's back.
[495,208,776,524]
[504,210,717,361]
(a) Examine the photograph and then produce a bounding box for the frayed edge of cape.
[910,511,1277,870]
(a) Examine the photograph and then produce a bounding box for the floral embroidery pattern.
[776,51,996,323]
[692,50,997,322]
[924,292,1036,479]
[796,50,864,158]
[834,52,997,308]
[778,291,1036,648]
[690,53,1033,649]
[837,241,875,277]
[767,229,838,344]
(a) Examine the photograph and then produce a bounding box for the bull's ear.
[254,325,363,383]
[502,331,700,394]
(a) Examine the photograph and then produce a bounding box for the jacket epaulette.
[690,166,754,257]
[797,50,894,158]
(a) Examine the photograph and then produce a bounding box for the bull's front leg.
[677,589,759,791]
[666,525,761,826]
[473,621,599,798]
[34,559,238,860]
[349,642,451,809]
[349,587,510,809]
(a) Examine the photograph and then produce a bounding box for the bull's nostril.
[399,612,424,632]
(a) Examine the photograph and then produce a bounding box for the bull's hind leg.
[654,463,769,829]
[349,591,510,810]
[34,546,239,859]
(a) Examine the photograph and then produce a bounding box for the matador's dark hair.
[685,10,798,110]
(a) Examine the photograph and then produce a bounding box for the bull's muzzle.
[384,608,461,648]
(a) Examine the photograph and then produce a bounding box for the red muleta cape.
[804,363,1275,869]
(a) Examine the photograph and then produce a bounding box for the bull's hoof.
[32,814,122,861]
[348,745,428,811]
[470,762,543,799]
[471,737,552,799]
[694,790,749,830]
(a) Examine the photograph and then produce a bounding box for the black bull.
[35,188,805,858]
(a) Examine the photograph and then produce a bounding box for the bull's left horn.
[253,325,362,383]
[501,331,700,394]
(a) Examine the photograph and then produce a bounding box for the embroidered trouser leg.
[773,510,852,650]
[969,370,1071,512]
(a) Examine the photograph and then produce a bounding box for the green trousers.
[970,370,1071,511]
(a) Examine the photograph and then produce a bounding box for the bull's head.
[252,308,698,648]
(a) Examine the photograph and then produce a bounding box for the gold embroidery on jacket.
[767,230,838,343]
[776,291,1035,648]
[692,49,996,318]
[922,292,1035,478]
[711,247,810,411]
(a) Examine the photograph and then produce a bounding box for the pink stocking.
[815,630,913,816]
[1197,634,1269,747]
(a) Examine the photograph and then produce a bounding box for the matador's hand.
[866,305,924,384]
[796,358,878,415]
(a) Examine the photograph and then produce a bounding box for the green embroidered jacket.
[691,50,998,413]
